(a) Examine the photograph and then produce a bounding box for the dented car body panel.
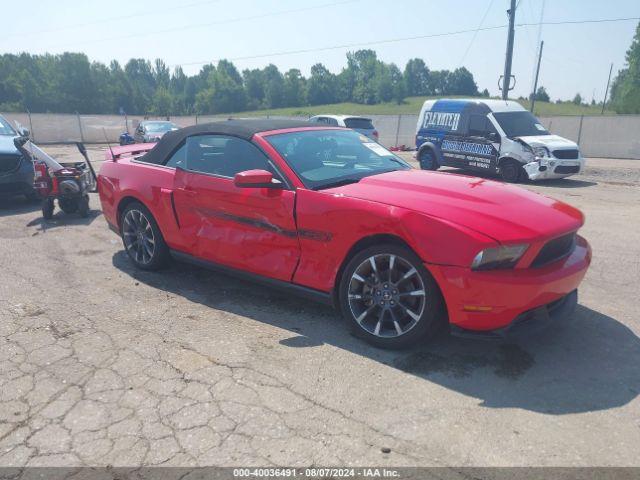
[98,120,591,334]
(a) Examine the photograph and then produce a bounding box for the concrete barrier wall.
[2,111,639,159]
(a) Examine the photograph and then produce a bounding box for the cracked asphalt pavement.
[0,146,639,467]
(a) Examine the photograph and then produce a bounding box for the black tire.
[59,197,79,214]
[78,195,90,218]
[120,201,170,270]
[418,148,439,171]
[500,160,524,183]
[42,198,54,219]
[338,244,445,349]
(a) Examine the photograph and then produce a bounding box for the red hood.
[327,170,584,243]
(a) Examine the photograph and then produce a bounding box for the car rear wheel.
[338,244,445,349]
[121,202,169,270]
[500,160,524,183]
[419,148,439,171]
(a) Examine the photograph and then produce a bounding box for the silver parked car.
[309,115,379,142]
[133,121,179,144]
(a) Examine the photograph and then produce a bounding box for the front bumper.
[427,235,591,333]
[523,156,585,181]
[450,290,578,340]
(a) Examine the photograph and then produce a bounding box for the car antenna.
[102,128,115,159]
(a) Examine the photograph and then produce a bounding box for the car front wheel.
[339,244,444,349]
[121,202,169,270]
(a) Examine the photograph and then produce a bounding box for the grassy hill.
[227,96,614,118]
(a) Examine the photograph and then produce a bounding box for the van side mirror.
[19,128,30,138]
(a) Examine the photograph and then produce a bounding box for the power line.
[47,0,359,49]
[3,0,225,39]
[519,16,639,27]
[174,25,509,67]
[459,0,495,66]
[171,16,639,68]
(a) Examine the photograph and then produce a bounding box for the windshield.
[266,129,410,190]
[493,111,549,137]
[0,116,16,136]
[145,122,177,133]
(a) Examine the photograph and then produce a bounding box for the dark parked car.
[133,121,179,144]
[0,115,37,200]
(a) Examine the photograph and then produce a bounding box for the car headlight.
[533,146,549,158]
[471,244,529,270]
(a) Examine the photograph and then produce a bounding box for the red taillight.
[373,130,379,138]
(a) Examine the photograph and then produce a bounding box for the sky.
[1,0,638,102]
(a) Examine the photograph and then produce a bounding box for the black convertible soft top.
[140,118,314,165]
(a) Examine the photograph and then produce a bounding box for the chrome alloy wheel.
[122,209,156,265]
[347,254,426,338]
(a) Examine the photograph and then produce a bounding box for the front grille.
[531,233,576,268]
[0,154,22,174]
[554,165,580,174]
[553,149,579,159]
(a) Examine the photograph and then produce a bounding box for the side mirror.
[19,128,30,137]
[487,132,500,142]
[234,169,280,188]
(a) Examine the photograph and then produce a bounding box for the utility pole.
[601,63,614,114]
[530,40,544,114]
[501,0,517,100]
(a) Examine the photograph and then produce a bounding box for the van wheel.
[500,160,523,183]
[419,148,439,171]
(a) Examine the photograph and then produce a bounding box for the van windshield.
[493,111,549,137]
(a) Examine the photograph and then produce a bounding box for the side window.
[164,143,186,168]
[328,118,339,126]
[185,135,280,179]
[468,115,489,137]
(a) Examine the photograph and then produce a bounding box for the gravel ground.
[0,145,639,467]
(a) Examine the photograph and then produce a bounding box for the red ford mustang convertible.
[98,120,591,348]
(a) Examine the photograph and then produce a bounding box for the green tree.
[151,87,173,116]
[572,93,583,105]
[243,68,265,110]
[404,58,430,96]
[307,63,337,105]
[347,50,379,104]
[210,60,246,113]
[611,21,640,113]
[532,86,550,102]
[262,64,285,109]
[446,67,478,95]
[283,69,307,107]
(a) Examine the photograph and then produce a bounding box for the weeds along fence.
[2,112,639,159]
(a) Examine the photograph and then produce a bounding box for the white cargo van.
[415,99,585,182]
